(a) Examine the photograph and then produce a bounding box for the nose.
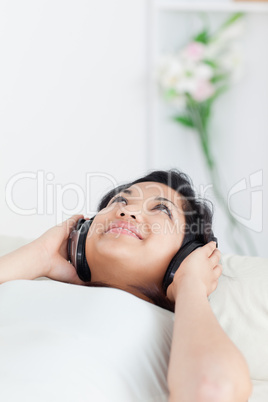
[119,212,136,220]
[115,204,140,221]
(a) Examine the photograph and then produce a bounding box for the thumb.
[61,214,84,237]
[204,241,217,257]
[166,282,175,303]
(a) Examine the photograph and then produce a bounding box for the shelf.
[155,1,268,12]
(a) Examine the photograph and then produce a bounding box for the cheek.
[149,217,183,255]
[90,212,109,233]
[144,233,182,267]
[84,217,106,262]
[85,231,95,268]
[148,216,184,242]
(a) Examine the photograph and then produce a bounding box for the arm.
[166,242,252,402]
[0,215,85,285]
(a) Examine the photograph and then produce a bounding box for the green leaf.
[193,29,210,44]
[211,12,245,42]
[210,85,229,102]
[199,103,211,129]
[203,60,218,69]
[221,12,244,29]
[210,74,229,84]
[173,115,195,128]
[164,88,177,100]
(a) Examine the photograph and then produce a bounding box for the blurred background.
[0,0,267,257]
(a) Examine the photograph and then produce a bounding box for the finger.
[213,264,222,279]
[56,215,84,239]
[65,214,84,232]
[211,279,219,293]
[204,241,217,257]
[71,275,90,286]
[57,214,84,228]
[166,283,175,303]
[209,248,221,266]
[68,214,84,226]
[60,260,89,285]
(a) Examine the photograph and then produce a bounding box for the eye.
[154,203,172,219]
[111,195,128,205]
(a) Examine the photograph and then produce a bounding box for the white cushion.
[209,254,268,402]
[0,280,174,402]
[0,237,268,402]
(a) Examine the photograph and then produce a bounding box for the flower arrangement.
[157,13,256,255]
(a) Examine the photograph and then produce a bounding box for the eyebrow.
[154,196,177,208]
[121,189,177,208]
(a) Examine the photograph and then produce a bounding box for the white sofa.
[0,236,267,401]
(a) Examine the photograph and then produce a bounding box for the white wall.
[0,0,148,238]
[0,0,267,257]
[150,6,268,257]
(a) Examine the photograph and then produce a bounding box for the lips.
[105,220,143,240]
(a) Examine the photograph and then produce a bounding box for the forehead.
[121,181,183,208]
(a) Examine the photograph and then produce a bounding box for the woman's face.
[85,181,186,298]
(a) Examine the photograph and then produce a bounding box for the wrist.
[173,276,207,301]
[0,239,51,283]
[27,239,51,278]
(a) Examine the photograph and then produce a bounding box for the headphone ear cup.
[162,240,204,294]
[162,233,218,295]
[68,218,94,282]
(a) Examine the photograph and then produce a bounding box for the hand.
[34,214,87,285]
[167,241,222,302]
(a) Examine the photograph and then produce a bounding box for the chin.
[101,244,135,262]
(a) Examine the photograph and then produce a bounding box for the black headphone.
[68,217,218,294]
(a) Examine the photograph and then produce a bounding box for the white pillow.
[210,254,268,402]
[0,242,267,402]
[0,280,174,402]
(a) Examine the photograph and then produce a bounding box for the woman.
[0,169,252,401]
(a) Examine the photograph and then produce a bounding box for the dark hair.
[85,169,214,312]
